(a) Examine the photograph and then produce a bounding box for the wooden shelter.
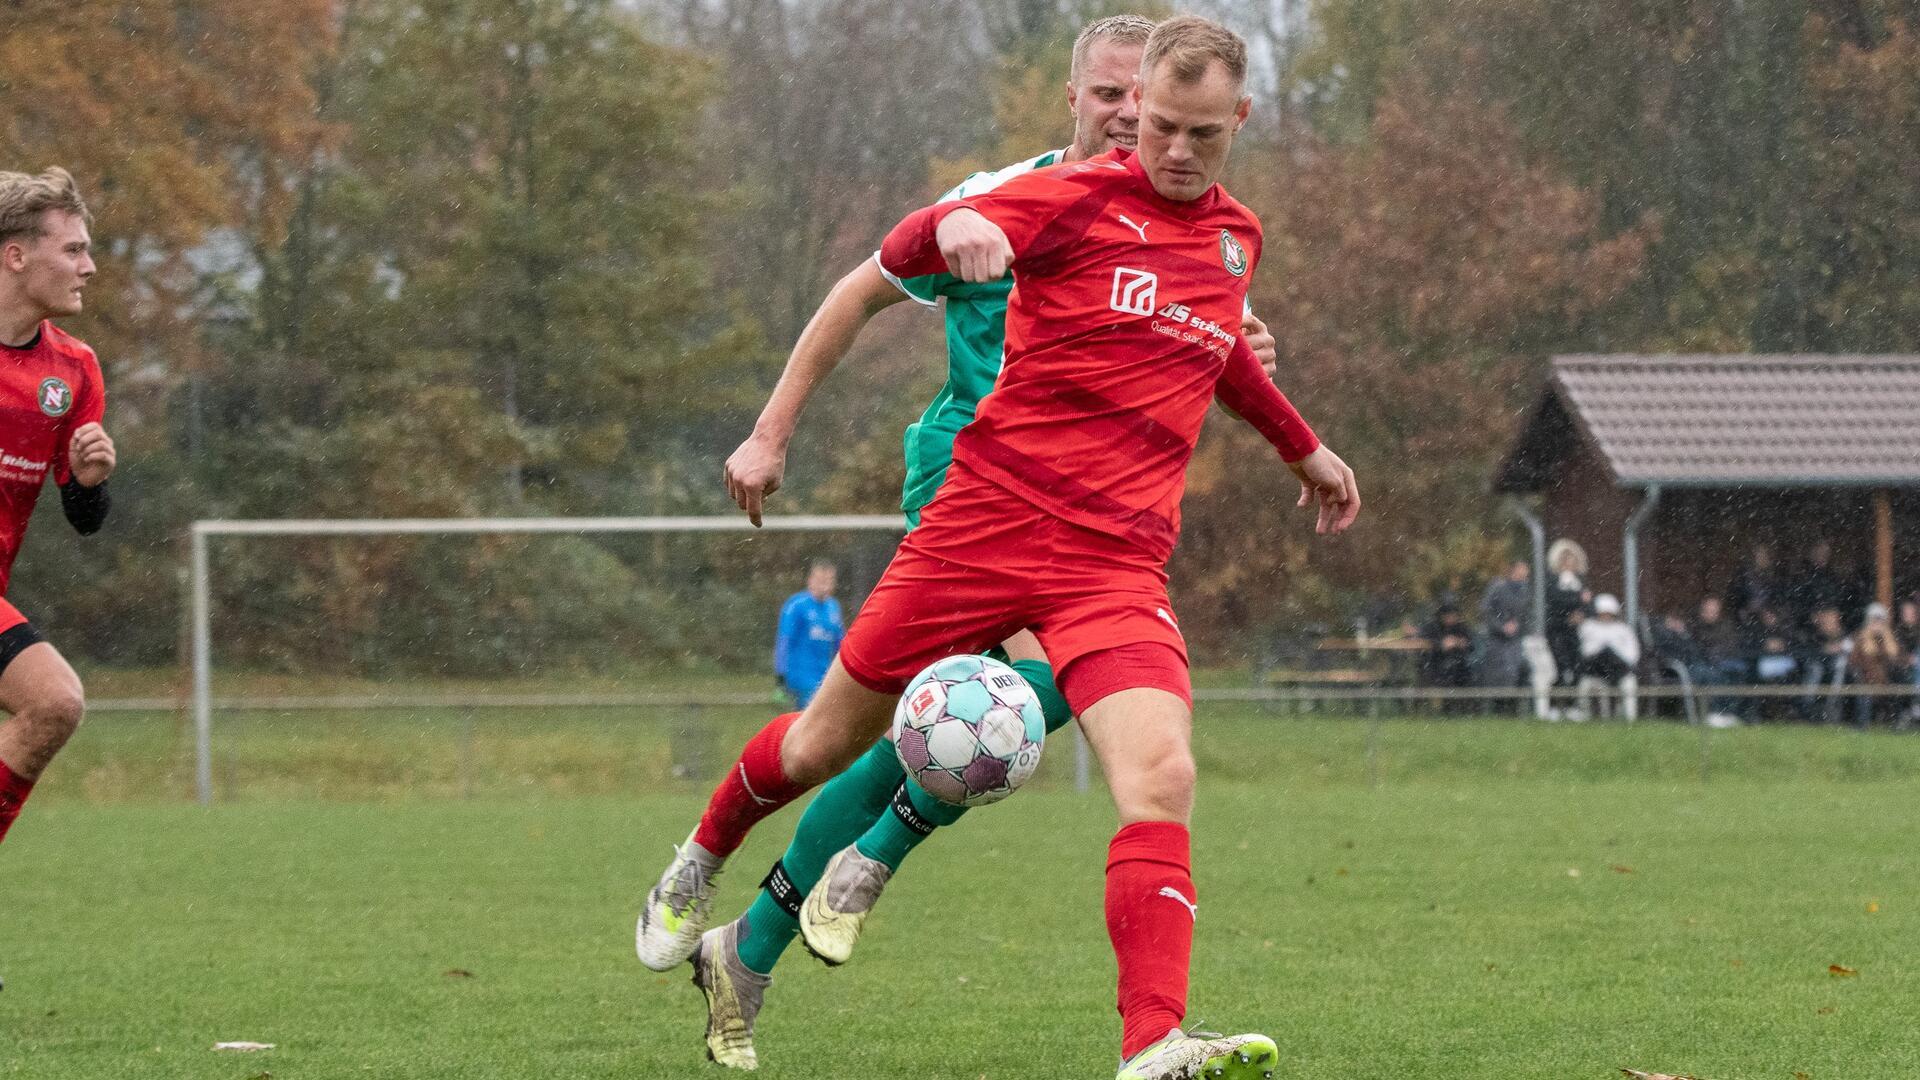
[1494,355,1920,626]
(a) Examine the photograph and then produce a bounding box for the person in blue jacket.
[773,560,843,707]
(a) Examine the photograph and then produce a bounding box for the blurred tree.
[0,0,333,663]
[661,0,995,344]
[192,0,773,670]
[1174,79,1649,648]
[1291,0,1920,354]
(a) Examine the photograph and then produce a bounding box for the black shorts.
[0,621,45,678]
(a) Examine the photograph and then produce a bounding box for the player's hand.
[725,432,788,528]
[935,209,1014,283]
[68,422,115,488]
[1286,443,1360,535]
[1240,311,1277,378]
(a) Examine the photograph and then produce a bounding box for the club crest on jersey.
[1219,230,1248,277]
[37,377,72,418]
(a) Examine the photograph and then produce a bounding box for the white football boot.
[1116,1028,1280,1080]
[636,832,725,971]
[691,919,771,1070]
[797,844,894,966]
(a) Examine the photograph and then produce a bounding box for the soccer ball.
[892,654,1046,807]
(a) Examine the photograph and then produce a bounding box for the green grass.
[5,711,1919,1078]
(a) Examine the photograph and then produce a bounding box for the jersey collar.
[1112,146,1222,216]
[0,322,46,352]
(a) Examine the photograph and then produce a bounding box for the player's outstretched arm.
[1215,338,1361,535]
[727,260,907,526]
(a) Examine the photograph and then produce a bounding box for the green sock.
[1011,657,1075,736]
[851,657,1074,871]
[733,739,901,975]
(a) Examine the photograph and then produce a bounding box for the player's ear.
[1234,95,1252,132]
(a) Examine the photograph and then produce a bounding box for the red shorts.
[838,464,1191,714]
[0,598,26,634]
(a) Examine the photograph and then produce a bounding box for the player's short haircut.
[1070,14,1156,81]
[1139,14,1248,93]
[0,168,92,249]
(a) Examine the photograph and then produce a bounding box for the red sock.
[0,757,35,846]
[1107,820,1196,1060]
[690,712,810,857]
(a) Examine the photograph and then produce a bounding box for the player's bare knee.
[780,720,855,786]
[44,684,84,736]
[23,684,85,750]
[1145,749,1196,806]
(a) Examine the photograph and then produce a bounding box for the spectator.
[1726,543,1783,620]
[1477,560,1532,712]
[1545,539,1590,688]
[1848,603,1906,729]
[1575,593,1640,720]
[1691,595,1748,726]
[1898,598,1920,728]
[1747,606,1800,722]
[1799,605,1849,723]
[1785,540,1846,631]
[1420,603,1476,712]
[1649,611,1712,723]
[773,559,844,708]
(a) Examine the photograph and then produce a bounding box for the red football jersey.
[0,322,107,593]
[878,147,1316,558]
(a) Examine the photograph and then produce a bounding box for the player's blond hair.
[1070,14,1156,81]
[1139,15,1248,92]
[0,168,92,249]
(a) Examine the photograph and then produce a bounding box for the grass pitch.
[4,710,1918,1078]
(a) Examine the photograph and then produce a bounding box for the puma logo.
[1157,886,1199,921]
[1117,214,1150,242]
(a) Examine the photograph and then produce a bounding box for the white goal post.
[187,514,905,805]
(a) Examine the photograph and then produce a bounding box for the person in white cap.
[1575,593,1640,720]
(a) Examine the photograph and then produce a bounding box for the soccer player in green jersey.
[646,15,1277,1069]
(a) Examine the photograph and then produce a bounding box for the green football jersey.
[879,148,1064,518]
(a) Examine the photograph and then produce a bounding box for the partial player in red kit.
[0,168,116,861]
[637,18,1359,1078]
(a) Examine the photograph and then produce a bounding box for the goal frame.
[186,514,905,804]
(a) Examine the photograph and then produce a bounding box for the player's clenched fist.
[725,432,787,528]
[67,422,115,488]
[935,209,1014,283]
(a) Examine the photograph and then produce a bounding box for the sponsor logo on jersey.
[1220,229,1248,276]
[38,377,72,417]
[1110,267,1158,316]
[1117,213,1150,242]
[1155,606,1184,638]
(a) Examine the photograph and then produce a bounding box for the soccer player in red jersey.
[0,168,116,856]
[639,18,1358,1077]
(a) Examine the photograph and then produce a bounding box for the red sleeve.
[1216,337,1319,462]
[877,167,1098,281]
[52,350,107,486]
